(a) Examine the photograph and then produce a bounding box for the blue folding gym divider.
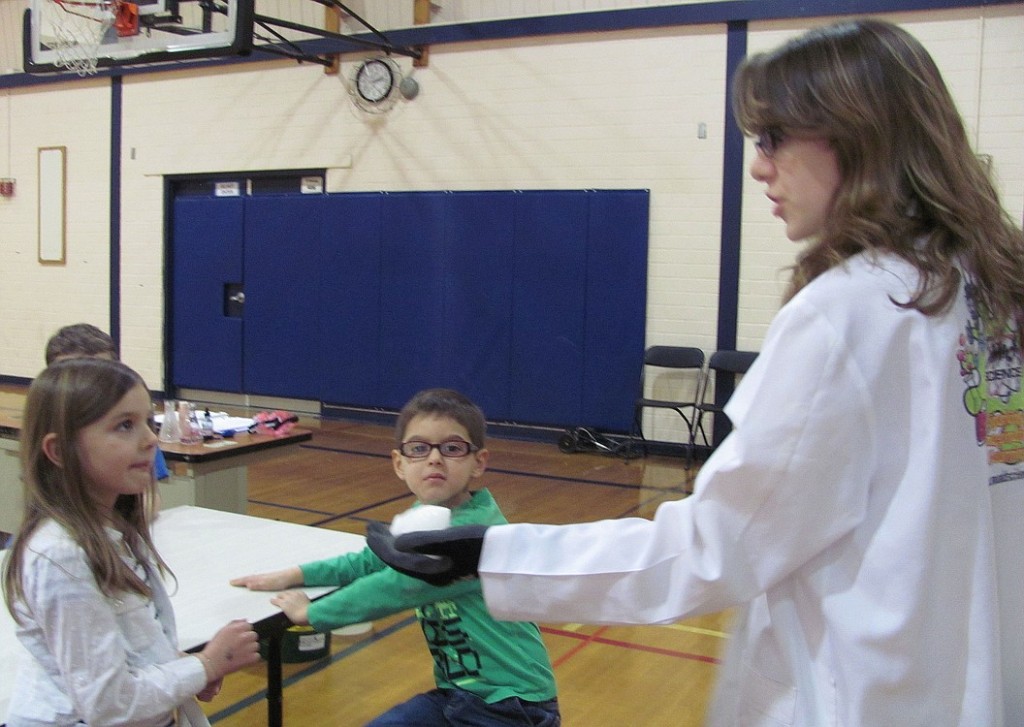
[170,188,648,433]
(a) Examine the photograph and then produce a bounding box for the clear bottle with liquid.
[178,401,203,445]
[158,400,180,443]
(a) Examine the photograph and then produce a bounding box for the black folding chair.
[632,346,706,457]
[689,350,759,463]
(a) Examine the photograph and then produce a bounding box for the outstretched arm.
[365,522,488,587]
[270,590,312,625]
[230,566,303,591]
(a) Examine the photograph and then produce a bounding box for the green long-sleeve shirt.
[300,489,557,704]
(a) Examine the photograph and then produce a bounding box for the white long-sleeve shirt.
[6,520,209,727]
[480,253,1019,726]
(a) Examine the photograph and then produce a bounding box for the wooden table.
[0,409,22,537]
[0,403,311,534]
[158,427,313,514]
[1,505,365,726]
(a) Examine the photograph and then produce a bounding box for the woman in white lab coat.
[369,19,1024,727]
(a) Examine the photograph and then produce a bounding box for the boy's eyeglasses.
[755,127,786,158]
[399,439,478,459]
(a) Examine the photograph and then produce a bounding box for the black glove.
[365,522,488,587]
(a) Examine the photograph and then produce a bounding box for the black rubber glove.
[365,522,488,587]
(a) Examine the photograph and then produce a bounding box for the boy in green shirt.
[231,388,560,725]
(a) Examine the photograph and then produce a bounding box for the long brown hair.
[3,358,170,621]
[732,19,1024,345]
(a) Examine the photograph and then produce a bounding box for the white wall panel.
[0,80,110,377]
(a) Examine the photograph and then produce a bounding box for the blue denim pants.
[365,688,561,727]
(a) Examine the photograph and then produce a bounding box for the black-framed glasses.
[399,439,478,459]
[754,127,786,158]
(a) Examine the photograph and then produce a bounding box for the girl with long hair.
[3,358,259,726]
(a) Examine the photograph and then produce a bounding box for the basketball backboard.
[23,0,254,75]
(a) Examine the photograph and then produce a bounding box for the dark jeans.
[365,688,561,727]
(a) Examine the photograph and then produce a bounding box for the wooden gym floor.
[201,414,731,726]
[1,380,729,725]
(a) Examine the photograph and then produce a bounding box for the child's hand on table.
[270,590,311,625]
[229,566,302,592]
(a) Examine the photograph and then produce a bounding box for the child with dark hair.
[232,388,560,726]
[43,323,117,365]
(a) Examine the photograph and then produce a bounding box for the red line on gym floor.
[542,625,721,666]
[547,626,610,667]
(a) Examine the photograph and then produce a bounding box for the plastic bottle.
[201,407,215,438]
[159,400,180,443]
[178,401,203,445]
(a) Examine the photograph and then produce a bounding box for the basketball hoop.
[40,0,138,76]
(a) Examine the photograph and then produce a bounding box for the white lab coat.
[480,253,1017,726]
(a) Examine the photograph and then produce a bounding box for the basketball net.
[42,0,139,76]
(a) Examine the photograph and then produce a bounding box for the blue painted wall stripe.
[110,76,122,352]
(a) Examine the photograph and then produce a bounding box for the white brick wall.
[0,79,111,377]
[116,26,727,398]
[977,8,1024,226]
[1,6,1021,447]
[737,9,1024,352]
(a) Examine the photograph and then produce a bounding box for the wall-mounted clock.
[351,56,401,113]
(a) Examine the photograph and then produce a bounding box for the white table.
[1,506,365,726]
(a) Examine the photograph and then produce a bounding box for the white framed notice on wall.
[38,146,66,264]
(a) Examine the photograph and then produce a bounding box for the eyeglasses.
[399,439,478,459]
[754,127,786,158]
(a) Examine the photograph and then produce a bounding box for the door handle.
[224,283,245,318]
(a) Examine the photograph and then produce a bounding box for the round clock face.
[356,59,395,103]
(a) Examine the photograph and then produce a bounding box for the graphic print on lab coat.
[961,283,1024,726]
[959,281,1023,474]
